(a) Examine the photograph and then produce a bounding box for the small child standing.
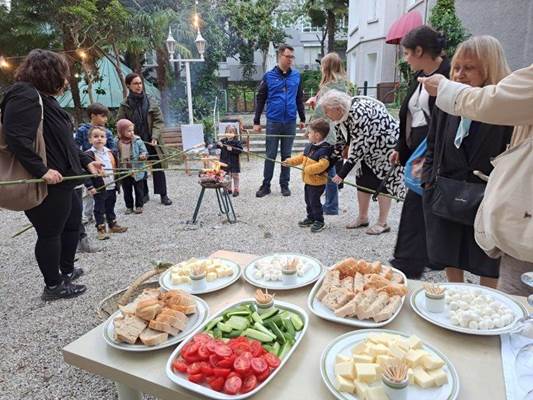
[85,127,128,240]
[283,118,332,233]
[116,119,148,214]
[217,125,243,197]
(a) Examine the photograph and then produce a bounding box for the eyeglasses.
[282,54,295,59]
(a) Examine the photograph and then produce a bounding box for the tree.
[429,0,469,58]
[305,0,348,55]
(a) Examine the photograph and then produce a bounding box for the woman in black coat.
[389,26,450,279]
[421,36,513,288]
[1,49,103,300]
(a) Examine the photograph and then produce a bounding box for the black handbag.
[427,123,486,226]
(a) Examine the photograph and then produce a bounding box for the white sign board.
[181,124,204,151]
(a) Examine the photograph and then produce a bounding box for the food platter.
[166,298,308,399]
[320,329,460,400]
[103,294,209,352]
[243,253,324,290]
[159,258,242,294]
[410,282,528,336]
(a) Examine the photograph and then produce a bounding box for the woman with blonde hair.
[306,52,350,216]
[421,36,513,288]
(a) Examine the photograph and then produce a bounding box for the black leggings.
[25,187,81,287]
[144,144,167,196]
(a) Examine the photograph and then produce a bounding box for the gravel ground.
[0,157,477,400]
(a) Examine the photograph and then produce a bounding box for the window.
[368,0,377,21]
[366,53,378,88]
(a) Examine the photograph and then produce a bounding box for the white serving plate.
[159,258,242,294]
[320,329,460,400]
[410,282,528,336]
[103,295,209,352]
[166,298,309,399]
[307,266,408,328]
[242,253,324,290]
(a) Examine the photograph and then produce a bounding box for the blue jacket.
[117,135,148,182]
[75,123,116,151]
[254,66,306,124]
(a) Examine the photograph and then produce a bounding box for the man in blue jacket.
[253,44,306,197]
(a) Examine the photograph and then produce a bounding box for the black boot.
[161,195,172,205]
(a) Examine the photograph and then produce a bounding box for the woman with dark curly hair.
[1,49,104,300]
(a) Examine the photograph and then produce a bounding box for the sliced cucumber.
[253,322,277,339]
[260,308,279,320]
[242,328,274,343]
[278,341,292,359]
[217,321,234,333]
[226,315,249,331]
[289,313,304,331]
[282,318,296,338]
[251,311,263,323]
[204,316,223,332]
[264,320,286,344]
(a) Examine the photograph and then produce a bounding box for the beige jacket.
[435,63,533,147]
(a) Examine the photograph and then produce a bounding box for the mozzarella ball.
[450,316,460,326]
[469,321,479,330]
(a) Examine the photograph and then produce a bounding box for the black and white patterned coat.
[333,97,406,198]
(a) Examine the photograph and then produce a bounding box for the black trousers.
[305,184,326,222]
[25,187,81,287]
[144,144,167,196]
[93,189,117,226]
[122,176,144,208]
[75,188,87,240]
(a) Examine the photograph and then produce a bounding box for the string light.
[77,49,88,60]
[0,56,10,69]
[0,48,89,62]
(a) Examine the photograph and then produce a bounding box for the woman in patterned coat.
[318,90,406,235]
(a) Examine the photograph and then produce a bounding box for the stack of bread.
[317,258,407,323]
[113,289,196,346]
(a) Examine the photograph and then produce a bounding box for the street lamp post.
[166,27,206,124]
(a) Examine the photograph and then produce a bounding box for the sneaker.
[233,191,239,198]
[108,221,128,233]
[281,187,291,197]
[310,221,326,233]
[41,280,87,301]
[160,195,172,206]
[256,186,271,198]
[97,224,110,240]
[62,267,84,283]
[298,218,314,227]
[77,236,100,253]
[125,208,134,215]
[134,207,143,214]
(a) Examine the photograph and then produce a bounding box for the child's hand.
[281,161,289,167]
[332,175,344,185]
[139,154,147,161]
[89,188,97,196]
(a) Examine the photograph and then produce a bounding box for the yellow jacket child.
[285,141,332,186]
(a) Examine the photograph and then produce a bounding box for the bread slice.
[114,315,147,344]
[317,270,340,300]
[118,302,138,316]
[380,266,393,280]
[353,272,365,293]
[149,320,180,336]
[356,288,378,319]
[359,292,389,320]
[334,292,364,318]
[340,276,354,292]
[160,308,188,331]
[136,303,162,321]
[322,288,354,311]
[370,261,382,274]
[373,295,402,322]
[139,328,168,346]
[391,272,404,284]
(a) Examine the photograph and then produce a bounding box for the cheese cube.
[206,264,217,273]
[334,361,355,379]
[397,338,411,351]
[407,368,415,385]
[353,354,375,364]
[353,380,369,399]
[334,375,355,393]
[389,343,407,359]
[351,341,369,355]
[368,343,390,357]
[413,366,435,388]
[206,272,217,282]
[405,349,428,368]
[376,354,394,368]
[407,335,423,349]
[427,368,448,386]
[366,385,388,400]
[171,274,190,285]
[421,354,445,370]
[367,333,382,344]
[355,363,379,383]
[335,354,352,364]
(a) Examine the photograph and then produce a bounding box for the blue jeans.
[262,121,296,188]
[323,166,339,215]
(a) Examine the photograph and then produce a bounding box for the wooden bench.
[160,128,192,175]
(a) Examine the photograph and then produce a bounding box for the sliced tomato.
[213,367,231,378]
[263,352,281,368]
[250,357,268,375]
[172,359,188,373]
[193,333,212,343]
[188,373,205,384]
[230,341,251,355]
[214,343,233,358]
[233,355,251,375]
[206,340,218,353]
[208,376,225,392]
[250,340,264,357]
[227,371,241,380]
[184,341,200,356]
[224,375,243,395]
[200,363,213,376]
[241,374,258,393]
[216,354,235,368]
[256,368,270,382]
[182,353,202,363]
[198,344,211,359]
[229,336,248,344]
[240,351,253,361]
[187,362,203,375]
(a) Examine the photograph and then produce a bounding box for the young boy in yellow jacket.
[283,118,332,232]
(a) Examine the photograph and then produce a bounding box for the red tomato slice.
[172,359,188,373]
[263,352,281,368]
[201,364,213,376]
[187,362,203,375]
[249,340,264,357]
[208,354,221,367]
[251,357,268,375]
[193,333,212,343]
[208,376,225,392]
[257,368,270,382]
[233,355,251,375]
[241,374,258,393]
[224,376,243,395]
[188,373,205,384]
[230,341,251,355]
[206,340,218,353]
[184,341,200,356]
[198,345,211,359]
[214,344,233,358]
[182,353,202,363]
[217,354,235,368]
[240,351,253,361]
[227,371,241,380]
[213,367,231,378]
